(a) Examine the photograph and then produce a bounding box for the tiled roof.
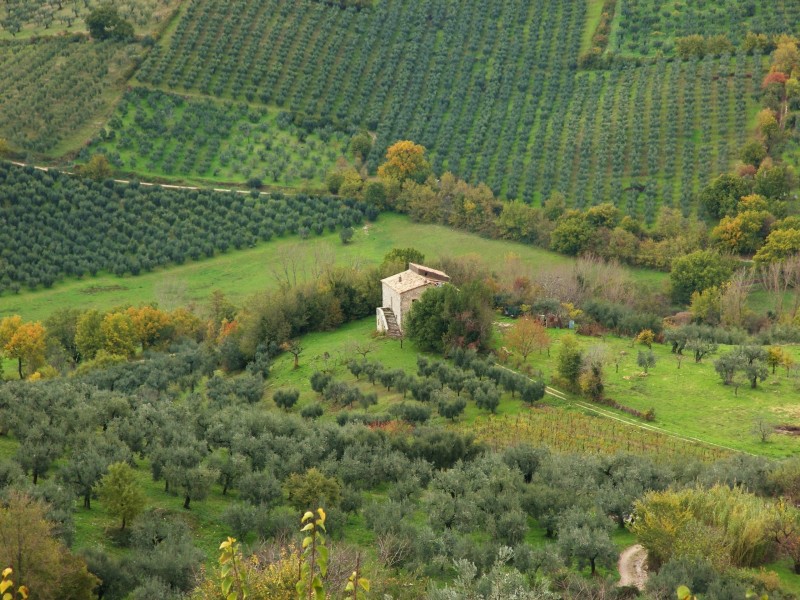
[381,270,433,294]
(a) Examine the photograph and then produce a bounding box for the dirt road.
[618,544,648,590]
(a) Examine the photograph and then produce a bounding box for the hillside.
[3,3,800,599]
[2,0,796,217]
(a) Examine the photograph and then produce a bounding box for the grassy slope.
[579,0,606,55]
[0,213,595,322]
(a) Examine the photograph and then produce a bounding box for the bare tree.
[752,415,774,443]
[573,254,635,306]
[720,267,754,327]
[271,244,306,289]
[761,260,791,321]
[785,254,800,321]
[346,340,375,360]
[310,242,336,280]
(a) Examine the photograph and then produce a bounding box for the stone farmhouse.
[377,263,450,337]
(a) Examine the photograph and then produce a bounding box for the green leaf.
[221,578,232,596]
[359,578,370,591]
[303,536,312,548]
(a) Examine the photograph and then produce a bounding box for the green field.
[0,213,588,322]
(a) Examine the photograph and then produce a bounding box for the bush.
[390,402,431,424]
[339,226,354,244]
[300,403,324,419]
[273,388,299,410]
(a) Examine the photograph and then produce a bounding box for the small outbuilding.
[377,263,449,337]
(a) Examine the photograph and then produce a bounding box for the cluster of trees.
[0,162,369,294]
[85,5,133,41]
[713,345,772,392]
[0,305,205,380]
[691,37,800,262]
[577,0,616,68]
[331,352,544,423]
[404,280,494,354]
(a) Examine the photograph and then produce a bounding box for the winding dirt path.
[618,544,648,590]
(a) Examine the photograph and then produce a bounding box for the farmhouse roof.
[381,263,450,294]
[408,263,450,282]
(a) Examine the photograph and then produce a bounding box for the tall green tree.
[97,462,146,530]
[85,5,134,41]
[556,335,583,392]
[670,250,734,304]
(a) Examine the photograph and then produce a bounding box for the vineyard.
[467,407,730,462]
[0,37,144,153]
[0,162,368,294]
[613,0,800,56]
[88,88,346,187]
[131,0,763,213]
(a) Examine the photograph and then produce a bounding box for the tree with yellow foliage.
[5,322,46,379]
[0,492,98,599]
[0,316,46,379]
[772,38,800,76]
[100,312,137,357]
[377,140,431,184]
[126,306,173,350]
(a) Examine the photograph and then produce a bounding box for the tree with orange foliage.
[505,316,550,363]
[377,140,431,184]
[0,316,46,379]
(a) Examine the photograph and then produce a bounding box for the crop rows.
[614,0,800,56]
[468,408,730,462]
[133,0,758,213]
[0,163,367,294]
[0,38,138,153]
[89,88,344,186]
[537,54,756,218]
